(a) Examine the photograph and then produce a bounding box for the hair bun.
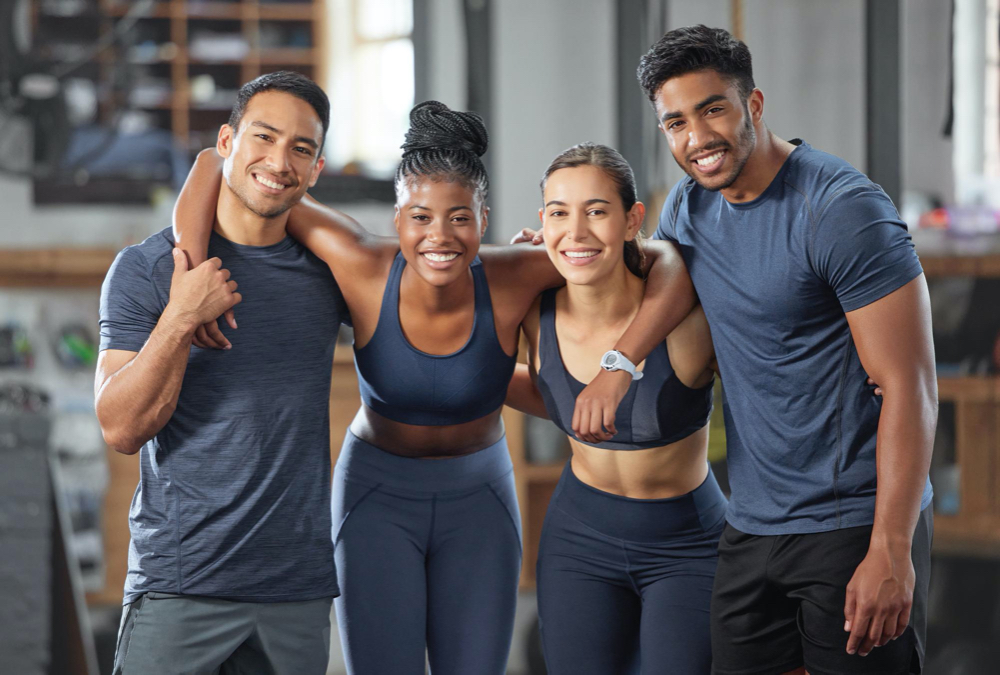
[401,100,489,158]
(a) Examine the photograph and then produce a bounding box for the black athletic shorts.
[710,505,932,675]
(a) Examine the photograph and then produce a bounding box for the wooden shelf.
[259,4,317,21]
[76,1,324,153]
[259,48,316,65]
[0,249,118,288]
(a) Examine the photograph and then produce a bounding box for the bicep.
[482,245,563,297]
[666,305,715,387]
[844,274,934,386]
[287,196,395,274]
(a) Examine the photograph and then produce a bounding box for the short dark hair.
[228,71,330,150]
[395,100,490,204]
[540,143,646,279]
[637,25,754,103]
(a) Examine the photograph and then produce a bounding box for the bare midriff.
[349,405,506,458]
[569,423,710,499]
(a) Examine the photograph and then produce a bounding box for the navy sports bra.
[535,288,713,450]
[354,252,517,426]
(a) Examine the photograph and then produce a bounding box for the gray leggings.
[332,432,522,675]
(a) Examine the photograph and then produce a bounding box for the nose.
[687,116,718,154]
[567,212,589,242]
[427,218,455,244]
[264,143,292,174]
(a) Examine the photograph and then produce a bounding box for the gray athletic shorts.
[112,592,333,675]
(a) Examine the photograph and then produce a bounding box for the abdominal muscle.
[569,423,710,499]
[349,405,506,458]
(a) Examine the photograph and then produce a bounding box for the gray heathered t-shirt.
[655,141,932,536]
[99,227,348,604]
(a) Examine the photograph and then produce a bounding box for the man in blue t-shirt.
[638,26,935,675]
[96,72,348,674]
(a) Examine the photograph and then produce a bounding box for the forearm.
[96,309,196,454]
[870,377,937,549]
[615,244,695,362]
[173,149,222,267]
[505,364,550,419]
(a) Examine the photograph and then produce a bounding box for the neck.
[721,128,796,204]
[563,260,644,328]
[214,181,290,246]
[400,264,475,314]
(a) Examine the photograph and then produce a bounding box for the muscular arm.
[95,317,195,455]
[173,148,222,268]
[96,250,240,454]
[573,239,696,442]
[842,274,936,655]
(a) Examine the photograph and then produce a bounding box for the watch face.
[601,351,619,368]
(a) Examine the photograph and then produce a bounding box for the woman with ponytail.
[506,142,723,674]
[172,99,695,673]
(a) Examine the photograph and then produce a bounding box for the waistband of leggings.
[336,430,512,493]
[553,460,728,542]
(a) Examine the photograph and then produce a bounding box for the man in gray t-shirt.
[96,72,347,674]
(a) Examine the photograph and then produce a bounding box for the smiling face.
[217,90,325,219]
[540,165,644,286]
[394,178,488,287]
[654,69,760,193]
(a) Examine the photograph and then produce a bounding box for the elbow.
[100,425,141,456]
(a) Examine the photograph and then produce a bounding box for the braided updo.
[395,101,490,204]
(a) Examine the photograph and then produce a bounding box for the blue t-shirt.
[655,141,933,535]
[99,228,348,603]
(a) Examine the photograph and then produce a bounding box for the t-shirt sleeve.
[99,246,161,352]
[810,184,923,313]
[652,180,686,243]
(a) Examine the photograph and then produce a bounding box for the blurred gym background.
[0,1,998,673]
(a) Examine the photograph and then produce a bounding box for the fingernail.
[844,621,851,631]
[232,320,238,328]
[224,345,232,350]
[172,248,179,256]
[848,648,856,655]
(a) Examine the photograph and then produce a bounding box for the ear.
[624,202,646,242]
[538,207,545,225]
[393,205,401,234]
[480,205,490,237]
[748,88,764,124]
[217,124,235,158]
[307,155,326,188]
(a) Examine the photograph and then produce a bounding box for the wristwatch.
[600,350,643,381]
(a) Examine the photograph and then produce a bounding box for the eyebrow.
[544,198,612,207]
[409,205,473,212]
[249,120,319,149]
[660,93,728,124]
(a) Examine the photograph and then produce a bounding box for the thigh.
[536,507,641,675]
[787,515,929,675]
[711,527,803,675]
[640,573,714,675]
[113,593,252,675]
[333,475,430,675]
[230,597,333,675]
[425,476,522,675]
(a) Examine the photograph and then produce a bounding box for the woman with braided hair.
[172,99,695,673]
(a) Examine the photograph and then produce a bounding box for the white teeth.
[255,174,287,190]
[696,151,725,166]
[564,250,598,258]
[424,252,459,262]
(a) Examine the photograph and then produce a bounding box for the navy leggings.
[537,462,727,675]
[331,431,522,675]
